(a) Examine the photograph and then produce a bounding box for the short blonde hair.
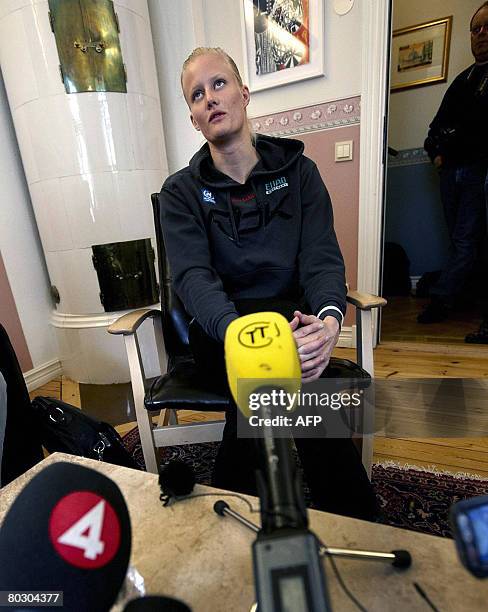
[180,47,244,91]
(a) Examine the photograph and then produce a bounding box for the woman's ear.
[190,113,201,131]
[242,85,251,108]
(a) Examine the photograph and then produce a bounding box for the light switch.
[335,140,354,162]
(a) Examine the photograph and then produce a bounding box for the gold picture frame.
[391,16,452,92]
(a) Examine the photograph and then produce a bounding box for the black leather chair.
[108,193,386,475]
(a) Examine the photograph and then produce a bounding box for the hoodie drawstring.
[226,192,241,247]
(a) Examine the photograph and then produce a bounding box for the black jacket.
[159,135,346,341]
[424,63,488,165]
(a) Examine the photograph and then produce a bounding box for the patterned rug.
[122,427,488,538]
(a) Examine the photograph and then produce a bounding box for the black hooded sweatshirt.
[159,134,346,342]
[424,63,488,165]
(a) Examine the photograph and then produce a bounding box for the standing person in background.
[158,47,377,520]
[466,165,488,342]
[419,2,488,328]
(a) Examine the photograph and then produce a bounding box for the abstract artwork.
[253,0,310,75]
[241,0,324,92]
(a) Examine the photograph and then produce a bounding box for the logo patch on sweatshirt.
[265,176,288,195]
[201,188,216,204]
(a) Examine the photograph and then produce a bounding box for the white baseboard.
[24,359,63,392]
[337,325,355,348]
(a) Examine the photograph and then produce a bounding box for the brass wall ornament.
[48,0,127,94]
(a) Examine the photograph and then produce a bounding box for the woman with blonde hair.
[159,47,377,520]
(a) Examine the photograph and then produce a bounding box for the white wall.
[0,70,56,368]
[148,0,204,174]
[204,0,361,117]
[149,0,362,173]
[389,0,481,150]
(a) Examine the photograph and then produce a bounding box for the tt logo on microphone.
[238,321,280,348]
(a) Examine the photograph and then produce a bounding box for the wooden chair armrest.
[347,290,387,310]
[107,308,161,336]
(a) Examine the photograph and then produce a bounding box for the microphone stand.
[246,400,333,611]
[214,500,412,569]
[237,396,412,571]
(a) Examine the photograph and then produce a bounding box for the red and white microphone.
[0,462,131,611]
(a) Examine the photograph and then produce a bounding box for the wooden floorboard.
[30,342,488,477]
[381,295,482,344]
[374,437,488,478]
[61,376,81,408]
[335,344,488,378]
[29,378,61,401]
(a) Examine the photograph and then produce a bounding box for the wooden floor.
[30,341,488,479]
[381,295,482,344]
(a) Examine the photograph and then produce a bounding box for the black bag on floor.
[31,396,139,469]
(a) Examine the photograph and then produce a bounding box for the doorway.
[381,0,485,345]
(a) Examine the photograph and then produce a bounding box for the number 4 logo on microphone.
[57,500,106,560]
[49,492,121,569]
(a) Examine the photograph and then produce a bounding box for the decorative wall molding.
[388,148,430,168]
[250,96,361,137]
[24,359,63,392]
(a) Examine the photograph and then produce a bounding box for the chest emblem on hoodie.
[265,176,288,195]
[201,188,216,204]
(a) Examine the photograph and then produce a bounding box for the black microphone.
[124,595,192,611]
[0,462,131,612]
[224,312,307,532]
[158,460,196,506]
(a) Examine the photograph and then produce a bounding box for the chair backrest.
[151,193,193,357]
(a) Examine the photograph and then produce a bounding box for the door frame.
[358,0,392,343]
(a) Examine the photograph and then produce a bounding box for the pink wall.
[297,126,360,326]
[251,97,361,327]
[0,252,33,372]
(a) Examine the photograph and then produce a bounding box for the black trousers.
[189,298,378,521]
[432,162,487,303]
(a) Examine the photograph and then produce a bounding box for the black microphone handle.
[254,433,308,532]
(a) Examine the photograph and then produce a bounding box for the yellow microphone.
[224,312,301,417]
[224,314,332,611]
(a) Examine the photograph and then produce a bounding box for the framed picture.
[391,16,452,92]
[240,0,324,92]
